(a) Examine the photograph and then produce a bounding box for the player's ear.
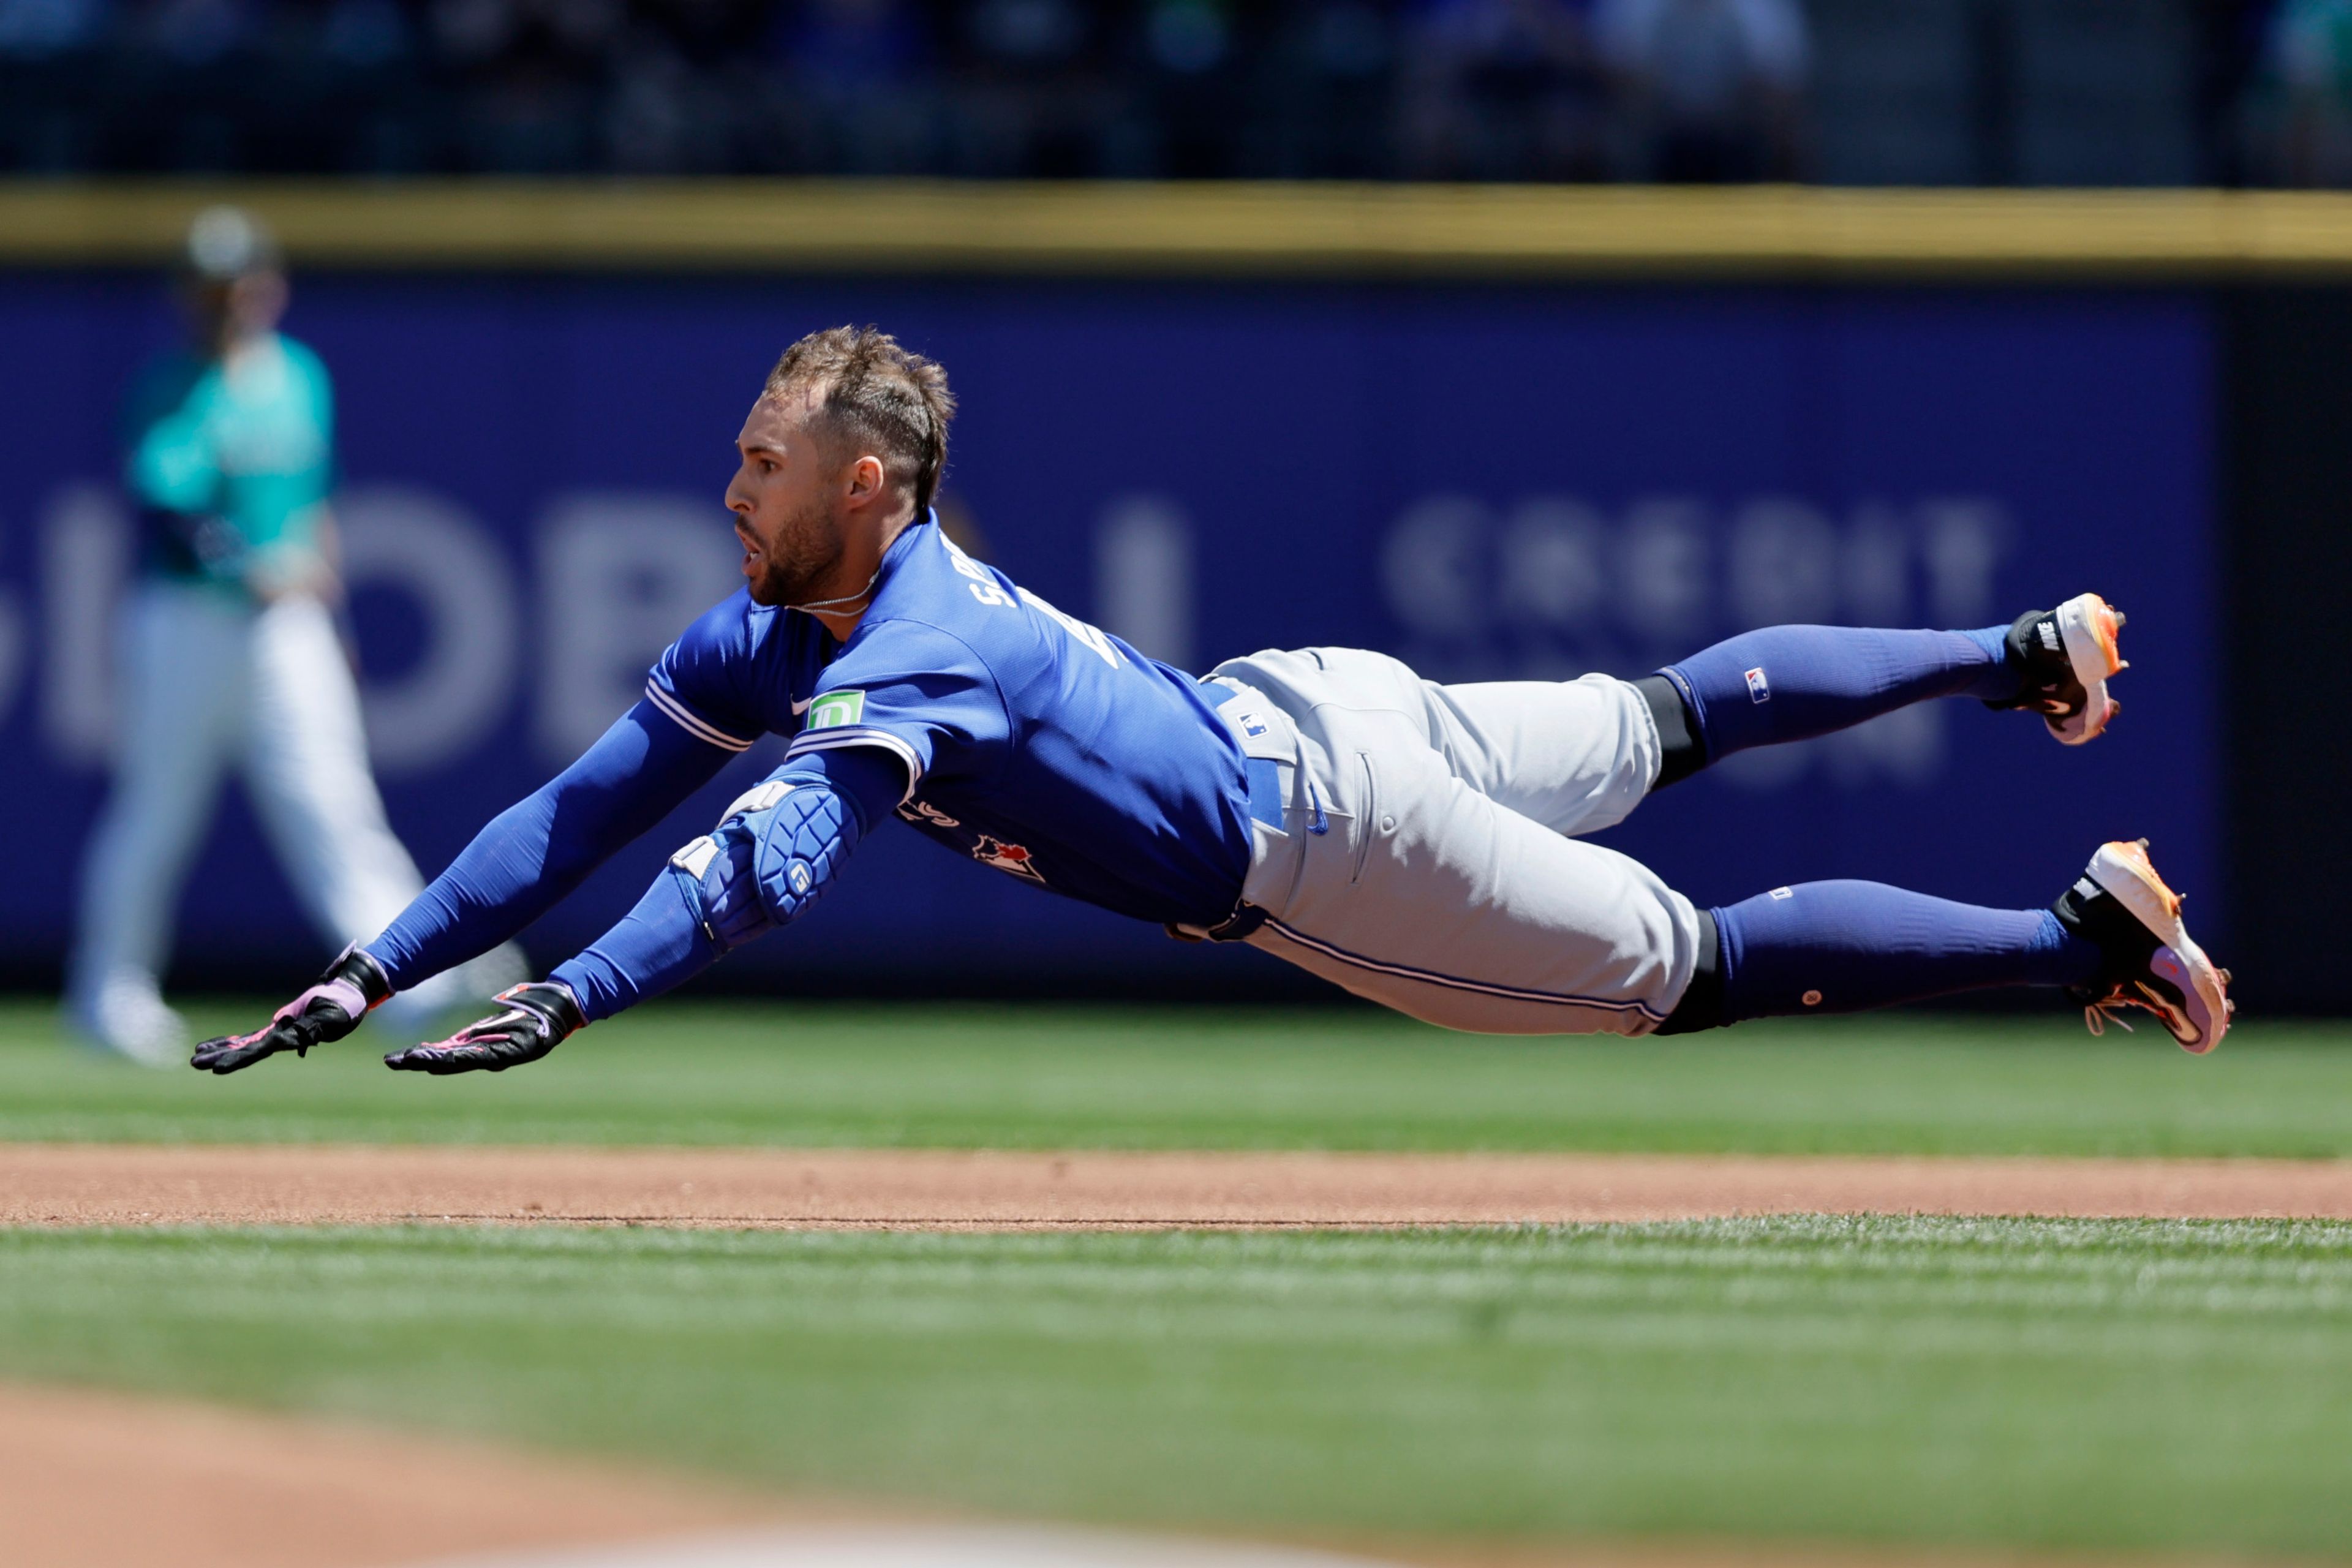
[844,453,887,507]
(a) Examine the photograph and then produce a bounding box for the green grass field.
[6,1219,2352,1558]
[12,997,2352,1560]
[9,998,2352,1156]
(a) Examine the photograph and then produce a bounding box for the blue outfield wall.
[0,274,2217,995]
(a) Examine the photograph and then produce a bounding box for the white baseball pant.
[1201,646,1705,1035]
[70,581,506,1024]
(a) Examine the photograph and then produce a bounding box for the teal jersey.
[123,334,335,590]
[2275,0,2352,95]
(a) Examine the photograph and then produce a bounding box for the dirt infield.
[8,1144,2352,1227]
[0,1382,795,1568]
[0,1381,2219,1568]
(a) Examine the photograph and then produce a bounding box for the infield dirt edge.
[8,1145,2352,1227]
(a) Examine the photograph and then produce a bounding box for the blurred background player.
[66,206,521,1065]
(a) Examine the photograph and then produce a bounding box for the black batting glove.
[384,981,584,1076]
[192,943,393,1075]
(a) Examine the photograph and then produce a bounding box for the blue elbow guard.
[753,785,855,921]
[667,777,860,955]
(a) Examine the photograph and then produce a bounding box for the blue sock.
[1662,625,2016,763]
[1711,881,2103,1024]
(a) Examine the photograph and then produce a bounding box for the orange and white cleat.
[1990,592,2127,746]
[2054,839,2233,1054]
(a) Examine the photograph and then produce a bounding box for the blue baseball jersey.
[645,518,1256,927]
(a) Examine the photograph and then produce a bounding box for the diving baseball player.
[70,207,520,1066]
[192,325,2232,1078]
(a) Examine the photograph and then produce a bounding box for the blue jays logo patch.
[972,835,1045,883]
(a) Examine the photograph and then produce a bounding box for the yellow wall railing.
[12,181,2352,276]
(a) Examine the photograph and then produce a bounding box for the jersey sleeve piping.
[782,726,922,804]
[643,679,756,753]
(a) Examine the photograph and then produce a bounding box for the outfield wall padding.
[0,271,2220,997]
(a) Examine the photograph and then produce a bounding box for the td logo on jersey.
[972,835,1044,883]
[805,690,864,730]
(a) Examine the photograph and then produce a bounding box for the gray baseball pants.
[1193,647,1705,1036]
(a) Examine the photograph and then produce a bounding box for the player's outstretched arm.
[362,700,736,995]
[384,747,905,1075]
[193,701,731,1074]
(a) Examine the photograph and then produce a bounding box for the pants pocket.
[1349,750,1379,886]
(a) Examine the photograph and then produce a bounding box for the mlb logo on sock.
[1744,666,1771,703]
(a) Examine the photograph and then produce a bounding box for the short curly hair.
[766,325,957,519]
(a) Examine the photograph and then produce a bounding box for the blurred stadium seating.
[0,0,2345,186]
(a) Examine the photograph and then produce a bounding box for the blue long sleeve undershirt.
[364,700,733,990]
[551,745,907,1022]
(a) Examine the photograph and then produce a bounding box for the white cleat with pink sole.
[2054,839,2233,1054]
